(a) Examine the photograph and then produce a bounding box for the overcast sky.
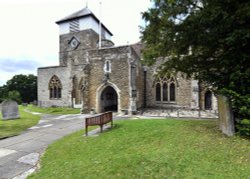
[0,0,151,86]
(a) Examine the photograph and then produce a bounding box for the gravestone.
[1,100,20,120]
[33,100,38,105]
[218,95,235,136]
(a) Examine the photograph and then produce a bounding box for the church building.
[37,7,217,114]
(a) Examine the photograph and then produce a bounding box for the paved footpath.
[0,113,92,179]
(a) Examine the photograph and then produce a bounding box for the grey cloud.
[0,58,40,72]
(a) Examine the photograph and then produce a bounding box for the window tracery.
[154,76,176,102]
[49,75,62,99]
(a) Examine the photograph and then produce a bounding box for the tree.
[5,74,37,103]
[0,85,8,103]
[7,91,22,104]
[141,0,250,135]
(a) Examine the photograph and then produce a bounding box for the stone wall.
[87,46,132,113]
[145,58,193,108]
[144,66,155,107]
[59,29,99,66]
[70,64,89,107]
[131,47,144,110]
[176,73,192,107]
[37,66,72,107]
[191,80,199,109]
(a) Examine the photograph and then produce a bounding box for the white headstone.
[1,100,20,120]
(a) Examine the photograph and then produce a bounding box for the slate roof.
[56,8,113,36]
[131,42,143,58]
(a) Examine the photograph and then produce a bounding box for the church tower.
[56,8,113,66]
[38,6,143,114]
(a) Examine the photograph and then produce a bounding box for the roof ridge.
[56,7,92,24]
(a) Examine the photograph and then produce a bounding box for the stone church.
[37,7,217,114]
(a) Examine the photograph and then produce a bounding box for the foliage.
[141,0,250,134]
[1,74,37,103]
[29,120,250,178]
[237,119,250,137]
[7,90,22,104]
[0,87,22,104]
[0,85,8,102]
[0,106,40,139]
[26,105,80,115]
[220,88,250,135]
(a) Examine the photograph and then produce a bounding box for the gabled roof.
[56,8,113,36]
[131,42,143,58]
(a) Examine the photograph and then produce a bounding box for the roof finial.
[85,0,88,8]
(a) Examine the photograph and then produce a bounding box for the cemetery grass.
[25,105,80,114]
[0,107,40,139]
[29,119,250,178]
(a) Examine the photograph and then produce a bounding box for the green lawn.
[0,106,40,139]
[25,105,80,115]
[30,119,250,178]
[0,104,80,139]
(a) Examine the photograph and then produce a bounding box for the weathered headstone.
[1,100,20,120]
[33,100,38,106]
[218,95,235,136]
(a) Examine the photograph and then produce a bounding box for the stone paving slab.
[0,132,45,148]
[32,133,64,144]
[0,160,32,179]
[17,153,39,166]
[6,140,47,153]
[142,109,218,119]
[0,148,16,158]
[0,151,28,166]
[12,167,36,179]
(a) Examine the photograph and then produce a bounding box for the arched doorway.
[100,86,118,112]
[205,91,212,110]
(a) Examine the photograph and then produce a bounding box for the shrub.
[7,90,22,104]
[237,119,250,137]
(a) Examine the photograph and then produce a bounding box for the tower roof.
[56,8,113,36]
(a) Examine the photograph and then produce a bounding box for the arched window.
[162,82,168,101]
[156,83,161,101]
[155,77,176,103]
[205,90,212,110]
[106,61,110,71]
[170,83,175,101]
[104,60,111,73]
[49,75,62,99]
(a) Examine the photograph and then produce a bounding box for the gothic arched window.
[163,82,168,101]
[170,83,176,101]
[49,75,62,99]
[205,90,212,110]
[156,83,161,101]
[154,77,176,103]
